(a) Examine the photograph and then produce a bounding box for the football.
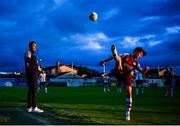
[89,12,98,21]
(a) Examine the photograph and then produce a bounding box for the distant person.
[171,70,176,97]
[38,70,48,94]
[24,41,44,113]
[100,45,150,121]
[134,68,145,96]
[163,66,173,96]
[102,73,110,92]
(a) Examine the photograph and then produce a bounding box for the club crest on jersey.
[133,62,136,66]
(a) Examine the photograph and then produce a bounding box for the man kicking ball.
[100,45,150,121]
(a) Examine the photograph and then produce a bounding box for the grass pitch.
[0,86,180,124]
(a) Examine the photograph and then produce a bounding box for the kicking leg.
[111,44,122,70]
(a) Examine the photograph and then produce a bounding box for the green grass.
[0,86,180,124]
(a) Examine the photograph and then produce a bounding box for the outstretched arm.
[100,56,114,66]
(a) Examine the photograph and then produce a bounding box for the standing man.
[100,45,150,121]
[163,66,173,96]
[24,41,44,113]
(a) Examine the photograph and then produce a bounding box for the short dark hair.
[133,47,147,56]
[29,41,37,47]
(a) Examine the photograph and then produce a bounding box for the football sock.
[126,97,132,111]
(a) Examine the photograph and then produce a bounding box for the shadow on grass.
[0,107,71,125]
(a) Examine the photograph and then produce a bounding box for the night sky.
[0,0,180,74]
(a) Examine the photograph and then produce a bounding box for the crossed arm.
[136,63,150,74]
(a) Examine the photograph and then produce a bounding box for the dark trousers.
[27,75,38,108]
